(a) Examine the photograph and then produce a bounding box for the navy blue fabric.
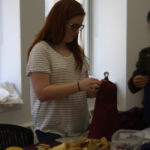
[35,130,61,142]
[144,75,150,124]
[141,142,150,150]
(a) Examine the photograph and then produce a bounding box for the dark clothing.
[128,77,141,93]
[88,80,119,141]
[35,130,61,142]
[128,47,150,93]
[118,107,148,130]
[128,47,150,125]
[144,79,150,124]
[141,142,150,150]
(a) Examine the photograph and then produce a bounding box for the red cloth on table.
[88,80,119,141]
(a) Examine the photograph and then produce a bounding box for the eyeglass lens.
[70,24,84,31]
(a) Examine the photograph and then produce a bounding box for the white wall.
[91,0,127,110]
[0,0,24,119]
[0,0,45,125]
[0,0,21,92]
[91,0,150,110]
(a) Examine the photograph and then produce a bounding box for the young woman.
[26,0,102,142]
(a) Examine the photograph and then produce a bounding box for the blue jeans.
[35,130,61,142]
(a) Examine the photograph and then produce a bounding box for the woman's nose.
[74,29,79,35]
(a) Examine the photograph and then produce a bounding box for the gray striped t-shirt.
[26,41,90,137]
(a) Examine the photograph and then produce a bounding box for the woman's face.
[63,15,84,43]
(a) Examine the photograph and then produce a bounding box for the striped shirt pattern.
[26,41,90,137]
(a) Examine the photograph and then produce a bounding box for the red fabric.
[88,80,119,141]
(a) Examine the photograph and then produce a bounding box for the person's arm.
[128,49,149,93]
[128,75,143,93]
[128,74,149,93]
[132,75,149,88]
[30,72,101,101]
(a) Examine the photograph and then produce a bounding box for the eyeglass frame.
[68,23,85,31]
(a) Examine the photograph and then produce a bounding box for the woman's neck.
[53,43,71,57]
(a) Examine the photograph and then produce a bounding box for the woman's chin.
[66,39,74,43]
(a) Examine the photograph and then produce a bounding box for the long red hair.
[27,0,85,71]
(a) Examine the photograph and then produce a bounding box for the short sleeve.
[83,56,90,71]
[26,42,51,76]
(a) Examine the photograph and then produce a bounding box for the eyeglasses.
[69,23,85,31]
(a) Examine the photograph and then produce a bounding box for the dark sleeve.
[128,50,145,94]
[128,71,142,94]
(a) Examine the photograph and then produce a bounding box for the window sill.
[0,82,23,105]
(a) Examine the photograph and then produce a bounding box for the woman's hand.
[133,75,149,88]
[79,78,102,92]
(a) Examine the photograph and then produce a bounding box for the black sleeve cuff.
[128,77,142,93]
